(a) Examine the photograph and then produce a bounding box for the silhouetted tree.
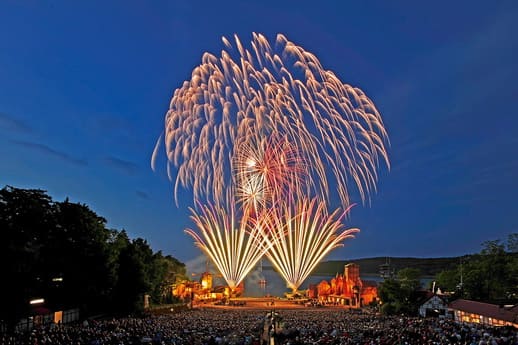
[435,234,518,302]
[0,185,187,328]
[378,268,422,315]
[506,233,518,253]
[0,186,55,330]
[149,253,187,304]
[44,200,113,314]
[397,268,421,291]
[112,238,156,314]
[435,268,459,292]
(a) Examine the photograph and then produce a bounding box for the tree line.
[378,234,518,315]
[0,186,187,330]
[435,235,518,302]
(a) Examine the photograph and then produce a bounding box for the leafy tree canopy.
[0,185,186,329]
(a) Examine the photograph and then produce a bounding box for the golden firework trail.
[262,198,359,292]
[153,33,389,208]
[185,200,271,289]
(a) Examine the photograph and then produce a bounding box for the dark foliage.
[435,236,518,303]
[377,234,518,315]
[0,186,186,330]
[378,268,423,315]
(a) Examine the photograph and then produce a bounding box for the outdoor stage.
[197,297,356,311]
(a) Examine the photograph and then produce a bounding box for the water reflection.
[211,268,385,297]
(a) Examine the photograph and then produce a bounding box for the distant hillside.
[311,257,463,277]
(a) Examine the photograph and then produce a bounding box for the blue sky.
[1,1,517,264]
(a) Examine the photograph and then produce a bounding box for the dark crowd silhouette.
[2,309,517,345]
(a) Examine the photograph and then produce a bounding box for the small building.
[418,294,448,317]
[448,299,518,328]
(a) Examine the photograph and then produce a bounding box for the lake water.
[224,268,385,297]
[213,268,433,297]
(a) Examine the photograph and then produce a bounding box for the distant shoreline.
[262,256,463,277]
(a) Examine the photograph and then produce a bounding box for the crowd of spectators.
[275,310,517,344]
[1,308,516,345]
[1,310,265,345]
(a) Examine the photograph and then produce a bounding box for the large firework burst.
[154,33,389,293]
[153,32,389,208]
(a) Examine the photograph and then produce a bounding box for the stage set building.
[308,263,378,307]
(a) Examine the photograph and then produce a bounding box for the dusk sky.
[1,1,517,264]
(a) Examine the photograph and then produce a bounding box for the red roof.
[448,299,518,323]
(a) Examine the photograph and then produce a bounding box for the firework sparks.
[185,200,271,289]
[263,198,359,292]
[153,33,389,207]
[154,33,389,293]
[233,134,308,210]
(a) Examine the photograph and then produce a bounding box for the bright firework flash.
[262,198,359,293]
[233,133,309,212]
[152,32,390,208]
[185,198,272,289]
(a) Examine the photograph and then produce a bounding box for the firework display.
[153,32,389,207]
[154,33,389,292]
[233,133,308,211]
[185,200,271,289]
[262,198,359,292]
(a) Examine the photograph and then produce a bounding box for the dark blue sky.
[1,1,517,263]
